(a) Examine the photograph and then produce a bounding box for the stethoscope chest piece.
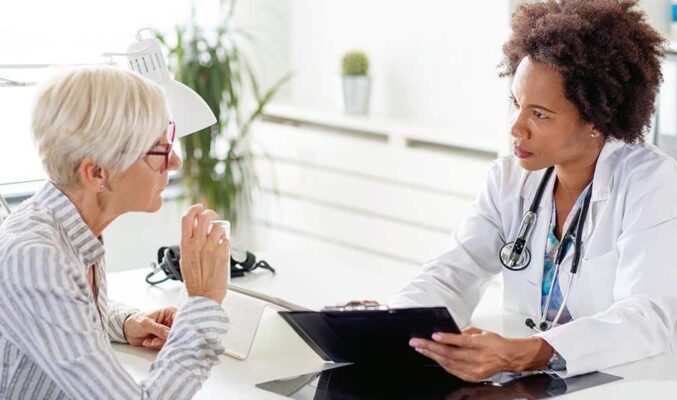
[499,241,531,271]
[500,166,593,332]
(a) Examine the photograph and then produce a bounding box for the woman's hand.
[123,307,177,350]
[409,327,554,382]
[179,204,230,304]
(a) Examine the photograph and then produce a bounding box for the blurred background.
[1,0,676,276]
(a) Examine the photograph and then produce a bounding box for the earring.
[590,132,598,138]
[100,183,105,190]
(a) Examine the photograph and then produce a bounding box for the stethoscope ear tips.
[525,317,551,332]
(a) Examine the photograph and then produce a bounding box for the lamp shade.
[124,37,216,137]
[158,79,217,138]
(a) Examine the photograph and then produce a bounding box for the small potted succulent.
[341,49,371,115]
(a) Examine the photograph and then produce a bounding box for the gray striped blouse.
[0,182,229,399]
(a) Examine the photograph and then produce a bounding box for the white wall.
[284,0,512,149]
[12,0,677,272]
[232,0,292,100]
[640,0,671,36]
[104,198,187,271]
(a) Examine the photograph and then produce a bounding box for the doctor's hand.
[123,307,177,351]
[409,327,554,382]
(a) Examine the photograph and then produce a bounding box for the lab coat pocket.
[571,249,619,318]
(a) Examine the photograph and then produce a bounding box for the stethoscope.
[499,166,593,332]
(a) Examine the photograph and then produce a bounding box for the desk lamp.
[104,29,217,138]
[0,29,216,223]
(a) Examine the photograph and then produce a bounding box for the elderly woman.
[0,67,229,398]
[394,0,677,381]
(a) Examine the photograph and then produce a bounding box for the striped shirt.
[0,182,229,399]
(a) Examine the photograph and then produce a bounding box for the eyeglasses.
[145,120,176,172]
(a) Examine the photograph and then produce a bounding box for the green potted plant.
[156,1,289,228]
[341,49,371,115]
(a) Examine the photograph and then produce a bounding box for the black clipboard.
[279,307,460,366]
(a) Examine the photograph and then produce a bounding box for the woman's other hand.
[123,307,177,350]
[179,204,230,304]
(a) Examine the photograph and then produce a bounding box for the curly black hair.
[501,0,666,143]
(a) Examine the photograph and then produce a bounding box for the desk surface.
[109,248,677,399]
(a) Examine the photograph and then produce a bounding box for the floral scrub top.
[541,183,592,325]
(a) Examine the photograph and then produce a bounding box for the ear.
[77,157,108,192]
[589,126,602,138]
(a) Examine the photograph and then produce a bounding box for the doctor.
[395,0,677,381]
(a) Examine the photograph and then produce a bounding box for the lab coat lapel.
[555,140,621,314]
[577,140,620,256]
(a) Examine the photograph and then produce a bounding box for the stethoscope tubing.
[500,166,593,331]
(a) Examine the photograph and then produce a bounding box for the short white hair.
[31,66,169,188]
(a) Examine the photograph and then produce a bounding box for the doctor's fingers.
[461,326,483,335]
[410,339,476,363]
[414,347,487,382]
[429,331,478,348]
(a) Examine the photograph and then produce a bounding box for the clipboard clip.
[322,300,389,311]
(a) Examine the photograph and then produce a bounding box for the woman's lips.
[513,146,534,159]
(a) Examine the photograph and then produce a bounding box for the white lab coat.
[391,139,677,377]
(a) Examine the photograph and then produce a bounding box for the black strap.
[530,166,555,213]
[145,269,171,285]
[254,260,276,274]
[571,183,593,274]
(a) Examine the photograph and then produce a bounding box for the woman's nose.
[168,149,183,171]
[510,112,530,141]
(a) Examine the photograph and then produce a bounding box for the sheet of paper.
[177,283,301,359]
[221,290,268,360]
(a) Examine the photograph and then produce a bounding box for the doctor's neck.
[553,142,604,198]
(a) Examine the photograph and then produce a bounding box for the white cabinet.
[250,107,496,268]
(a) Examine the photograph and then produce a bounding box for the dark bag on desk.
[280,307,460,366]
[145,245,275,285]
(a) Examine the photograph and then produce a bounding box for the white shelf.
[669,41,677,54]
[261,103,499,156]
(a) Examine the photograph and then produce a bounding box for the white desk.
[109,248,677,399]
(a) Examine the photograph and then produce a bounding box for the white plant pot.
[342,75,371,115]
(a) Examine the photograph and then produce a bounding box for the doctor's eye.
[509,95,520,109]
[532,110,548,120]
